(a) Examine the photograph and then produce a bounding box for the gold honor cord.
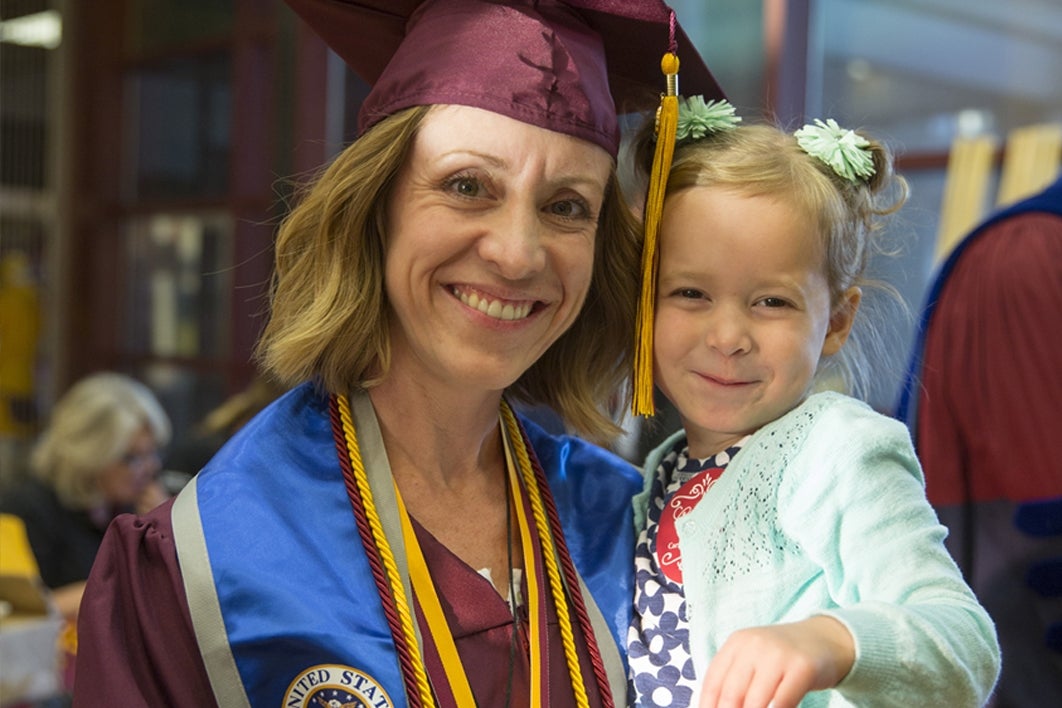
[337,395,590,707]
[500,402,591,708]
[395,486,478,706]
[336,395,435,707]
[394,425,549,707]
[501,419,546,706]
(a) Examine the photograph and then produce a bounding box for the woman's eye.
[447,175,482,197]
[547,198,591,220]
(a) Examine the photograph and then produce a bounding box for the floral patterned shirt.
[627,438,746,707]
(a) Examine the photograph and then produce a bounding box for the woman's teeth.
[454,288,533,321]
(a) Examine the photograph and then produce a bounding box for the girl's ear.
[822,286,862,357]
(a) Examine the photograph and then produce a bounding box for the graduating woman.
[71,1,724,706]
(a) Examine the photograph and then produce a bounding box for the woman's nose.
[478,204,547,280]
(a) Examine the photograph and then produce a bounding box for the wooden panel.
[935,135,997,262]
[996,122,1062,208]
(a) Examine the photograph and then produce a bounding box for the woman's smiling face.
[383,104,612,395]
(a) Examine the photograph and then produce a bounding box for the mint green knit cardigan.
[633,391,1001,707]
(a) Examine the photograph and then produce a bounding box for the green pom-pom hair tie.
[794,118,875,183]
[675,96,741,140]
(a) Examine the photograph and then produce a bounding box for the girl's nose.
[704,307,752,357]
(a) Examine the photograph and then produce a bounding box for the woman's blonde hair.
[31,372,171,510]
[256,106,642,442]
[634,120,909,399]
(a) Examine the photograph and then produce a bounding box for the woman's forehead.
[412,105,613,184]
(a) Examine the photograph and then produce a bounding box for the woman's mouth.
[451,286,535,321]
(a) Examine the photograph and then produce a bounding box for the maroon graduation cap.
[284,0,725,157]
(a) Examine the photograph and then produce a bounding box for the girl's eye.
[758,296,790,308]
[676,288,703,299]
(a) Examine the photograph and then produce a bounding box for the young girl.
[626,102,1001,708]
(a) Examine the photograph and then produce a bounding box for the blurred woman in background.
[0,371,171,620]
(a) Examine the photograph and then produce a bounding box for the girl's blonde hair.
[256,106,642,442]
[635,121,909,399]
[31,372,171,510]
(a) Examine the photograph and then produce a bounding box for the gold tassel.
[632,52,679,417]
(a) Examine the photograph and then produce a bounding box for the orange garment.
[0,251,40,437]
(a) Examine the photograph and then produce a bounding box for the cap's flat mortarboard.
[284,0,724,157]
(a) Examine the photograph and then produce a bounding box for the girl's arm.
[775,404,1000,707]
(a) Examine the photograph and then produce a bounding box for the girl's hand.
[698,616,855,708]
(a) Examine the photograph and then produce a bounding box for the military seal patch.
[283,665,394,708]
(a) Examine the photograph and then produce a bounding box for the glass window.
[124,211,232,359]
[126,0,233,54]
[137,361,228,461]
[862,168,950,408]
[0,42,49,189]
[671,0,766,117]
[126,51,231,200]
[812,0,1062,150]
[808,0,1062,410]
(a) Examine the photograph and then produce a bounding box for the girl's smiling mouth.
[699,371,753,387]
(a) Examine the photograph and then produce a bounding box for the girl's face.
[97,424,161,507]
[384,105,611,397]
[653,186,859,457]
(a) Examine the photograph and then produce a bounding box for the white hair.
[31,372,171,509]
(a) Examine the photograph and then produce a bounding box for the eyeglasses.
[120,449,161,468]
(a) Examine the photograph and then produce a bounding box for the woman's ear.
[822,286,862,357]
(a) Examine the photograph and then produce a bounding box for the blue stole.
[172,383,640,707]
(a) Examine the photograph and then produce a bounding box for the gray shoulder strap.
[348,390,417,634]
[577,574,629,703]
[171,478,252,708]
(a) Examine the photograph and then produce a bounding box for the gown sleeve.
[918,211,1062,503]
[72,497,218,708]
